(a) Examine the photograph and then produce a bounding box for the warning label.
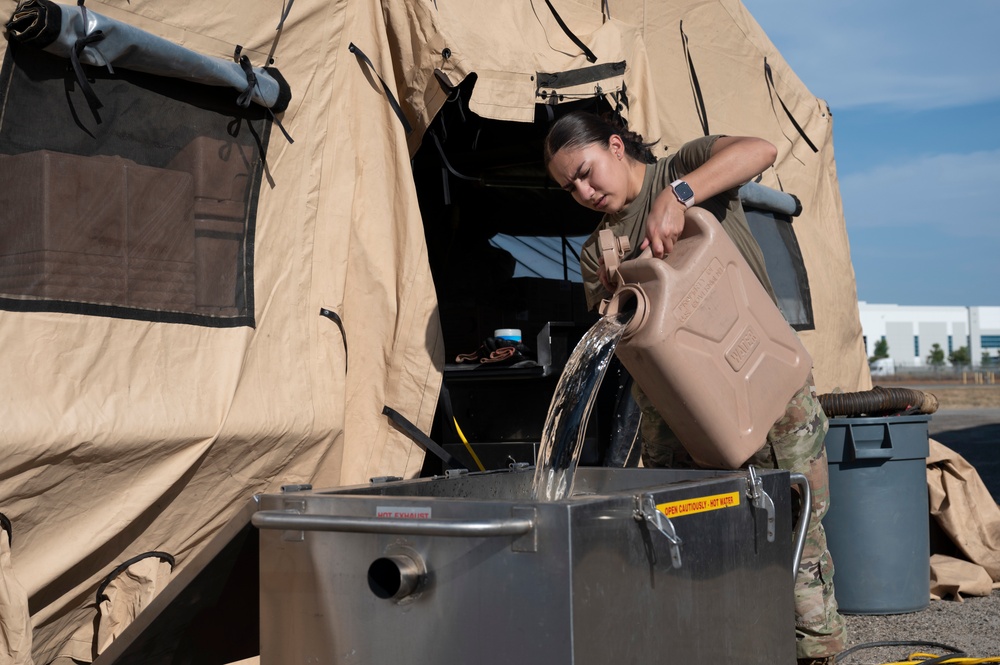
[656,491,740,518]
[376,506,432,519]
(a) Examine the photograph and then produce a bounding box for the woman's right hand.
[642,189,688,257]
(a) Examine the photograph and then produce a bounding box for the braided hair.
[543,111,658,167]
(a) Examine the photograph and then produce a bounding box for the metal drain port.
[367,552,426,602]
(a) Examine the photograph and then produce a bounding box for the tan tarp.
[53,557,173,663]
[928,439,1000,589]
[930,554,999,602]
[0,0,870,661]
[0,532,33,665]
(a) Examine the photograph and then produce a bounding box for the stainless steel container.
[254,467,805,664]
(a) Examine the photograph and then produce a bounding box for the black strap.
[764,58,818,153]
[266,107,294,144]
[69,29,107,123]
[680,21,709,136]
[264,0,296,66]
[382,405,465,471]
[236,55,257,108]
[235,55,294,144]
[320,307,348,373]
[348,42,413,135]
[430,131,479,183]
[96,551,175,605]
[536,61,625,90]
[438,383,462,443]
[543,0,597,63]
[430,129,478,206]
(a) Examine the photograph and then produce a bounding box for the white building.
[858,302,1000,368]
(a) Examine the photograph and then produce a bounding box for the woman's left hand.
[641,190,687,257]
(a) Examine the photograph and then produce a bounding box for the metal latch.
[745,465,776,542]
[634,494,682,569]
[508,459,531,471]
[369,476,403,484]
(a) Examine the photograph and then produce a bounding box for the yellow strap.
[454,418,485,472]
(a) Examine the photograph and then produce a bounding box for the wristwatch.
[670,179,695,208]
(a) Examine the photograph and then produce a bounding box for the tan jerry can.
[599,207,812,469]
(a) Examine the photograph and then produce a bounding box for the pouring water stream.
[530,314,629,501]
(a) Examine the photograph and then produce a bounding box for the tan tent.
[0,0,869,661]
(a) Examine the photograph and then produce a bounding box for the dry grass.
[921,386,1000,409]
[874,377,1000,410]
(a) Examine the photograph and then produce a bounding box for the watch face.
[673,181,694,202]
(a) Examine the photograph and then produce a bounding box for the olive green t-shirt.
[579,135,777,311]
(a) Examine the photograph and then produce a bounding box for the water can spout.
[600,284,647,339]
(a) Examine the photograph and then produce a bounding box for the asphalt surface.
[838,409,1000,663]
[928,409,1000,502]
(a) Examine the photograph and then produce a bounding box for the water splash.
[531,315,628,501]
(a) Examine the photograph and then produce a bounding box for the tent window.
[489,234,588,281]
[745,207,814,331]
[0,44,271,327]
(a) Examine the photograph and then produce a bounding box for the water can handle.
[598,229,629,288]
[845,422,895,461]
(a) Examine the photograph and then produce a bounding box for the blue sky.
[742,0,1000,307]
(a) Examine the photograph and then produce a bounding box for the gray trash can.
[823,414,930,614]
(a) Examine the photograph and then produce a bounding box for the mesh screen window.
[0,44,271,327]
[745,207,814,331]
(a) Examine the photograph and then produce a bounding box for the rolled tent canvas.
[0,0,869,661]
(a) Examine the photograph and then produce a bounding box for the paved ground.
[838,409,1000,663]
[927,408,1000,501]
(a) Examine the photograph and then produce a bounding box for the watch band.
[670,179,695,208]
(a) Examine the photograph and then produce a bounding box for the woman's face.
[547,136,634,214]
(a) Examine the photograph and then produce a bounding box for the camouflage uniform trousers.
[635,376,847,660]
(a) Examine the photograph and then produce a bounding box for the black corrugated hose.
[818,385,939,419]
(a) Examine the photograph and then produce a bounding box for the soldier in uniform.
[544,110,846,664]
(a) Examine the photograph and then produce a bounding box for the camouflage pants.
[635,376,847,659]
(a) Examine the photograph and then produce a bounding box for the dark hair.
[543,111,658,166]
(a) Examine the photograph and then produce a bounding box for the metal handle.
[789,472,811,583]
[252,511,535,537]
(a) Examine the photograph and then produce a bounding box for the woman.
[544,111,846,665]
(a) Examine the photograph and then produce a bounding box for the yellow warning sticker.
[657,491,741,518]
